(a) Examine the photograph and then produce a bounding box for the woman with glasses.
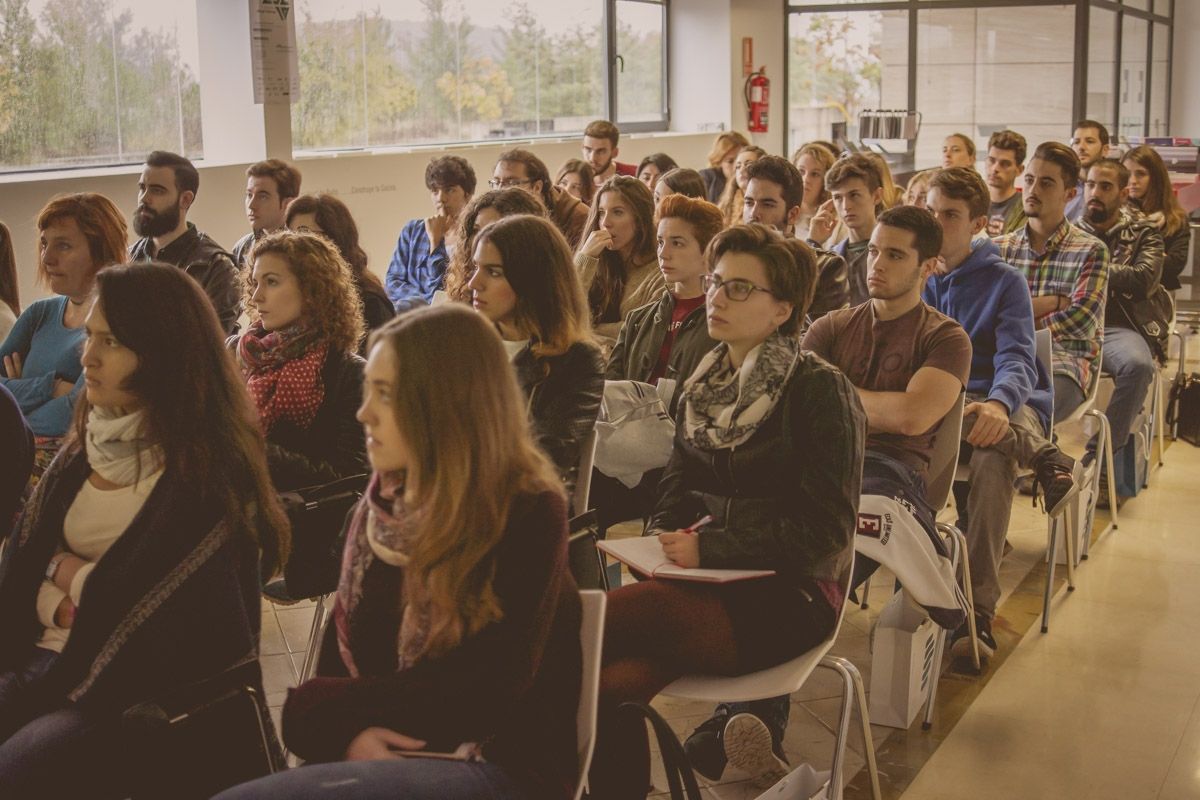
[588,224,866,800]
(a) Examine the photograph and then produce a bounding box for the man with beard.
[1077,158,1167,505]
[128,151,241,334]
[581,120,637,187]
[996,141,1108,422]
[984,130,1027,237]
[740,155,849,320]
[1065,120,1110,222]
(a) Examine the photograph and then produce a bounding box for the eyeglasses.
[701,273,775,302]
[488,178,533,189]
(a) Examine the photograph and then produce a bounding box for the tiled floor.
[259,385,1197,800]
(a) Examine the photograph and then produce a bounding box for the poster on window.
[250,0,300,104]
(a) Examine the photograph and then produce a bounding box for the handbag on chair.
[1168,373,1200,447]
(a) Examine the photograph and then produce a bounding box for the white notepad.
[597,536,775,583]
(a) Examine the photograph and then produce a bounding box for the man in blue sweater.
[384,155,476,311]
[923,167,1077,657]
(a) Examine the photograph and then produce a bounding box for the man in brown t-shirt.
[803,206,971,482]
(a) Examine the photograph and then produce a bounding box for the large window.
[786,10,907,157]
[787,1,1174,171]
[293,0,666,154]
[0,0,202,174]
[915,6,1074,168]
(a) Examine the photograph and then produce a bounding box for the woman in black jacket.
[467,215,603,500]
[235,230,368,492]
[0,263,288,797]
[588,226,866,799]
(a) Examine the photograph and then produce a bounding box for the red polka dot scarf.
[237,322,329,433]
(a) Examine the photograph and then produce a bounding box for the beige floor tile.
[275,606,318,654]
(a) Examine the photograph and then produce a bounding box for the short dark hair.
[706,223,817,335]
[425,155,477,195]
[987,130,1027,165]
[247,159,302,200]
[1073,119,1111,146]
[825,153,882,194]
[928,167,990,220]
[497,148,553,210]
[877,205,943,264]
[1088,157,1130,189]
[657,168,707,199]
[1031,141,1081,188]
[637,152,678,177]
[145,150,199,196]
[584,120,621,148]
[743,155,805,211]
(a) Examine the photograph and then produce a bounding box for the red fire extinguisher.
[745,67,769,133]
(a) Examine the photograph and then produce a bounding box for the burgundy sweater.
[282,489,583,799]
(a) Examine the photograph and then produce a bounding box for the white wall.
[729,0,786,157]
[1170,1,1200,137]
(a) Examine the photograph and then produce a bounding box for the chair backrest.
[573,428,599,513]
[925,392,966,513]
[1035,327,1052,376]
[575,590,607,800]
[568,511,610,591]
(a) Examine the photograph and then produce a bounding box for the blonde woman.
[699,131,750,203]
[216,304,583,800]
[575,176,666,346]
[717,145,766,227]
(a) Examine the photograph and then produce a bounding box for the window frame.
[607,0,671,132]
[784,0,1174,148]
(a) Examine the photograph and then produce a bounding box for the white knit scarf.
[85,407,164,486]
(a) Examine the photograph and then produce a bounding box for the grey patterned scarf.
[681,330,798,450]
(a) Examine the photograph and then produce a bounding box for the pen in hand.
[682,515,713,536]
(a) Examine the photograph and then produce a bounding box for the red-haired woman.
[1,194,128,437]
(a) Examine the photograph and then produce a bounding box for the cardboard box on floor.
[868,590,937,729]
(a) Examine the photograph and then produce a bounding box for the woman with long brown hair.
[469,215,603,496]
[1124,144,1191,291]
[235,230,368,492]
[286,194,394,338]
[0,222,19,340]
[215,304,583,800]
[1,194,127,437]
[442,188,547,303]
[555,157,596,206]
[575,175,665,346]
[0,263,288,796]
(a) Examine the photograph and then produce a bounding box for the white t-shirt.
[36,471,163,653]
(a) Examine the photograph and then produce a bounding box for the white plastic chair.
[658,555,882,800]
[573,428,599,514]
[574,590,607,800]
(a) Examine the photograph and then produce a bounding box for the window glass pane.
[1153,0,1171,16]
[786,10,907,157]
[1149,22,1168,136]
[615,0,665,124]
[1119,14,1148,140]
[0,0,202,173]
[916,6,1074,169]
[294,0,605,152]
[1123,0,1150,10]
[1087,8,1116,128]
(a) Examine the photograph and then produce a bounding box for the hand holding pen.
[658,515,712,568]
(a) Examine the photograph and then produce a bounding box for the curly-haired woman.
[234,230,368,492]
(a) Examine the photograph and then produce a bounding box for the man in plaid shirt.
[996,141,1109,422]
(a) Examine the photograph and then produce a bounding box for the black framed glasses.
[701,273,775,302]
[488,178,533,189]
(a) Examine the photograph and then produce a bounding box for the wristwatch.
[45,553,69,582]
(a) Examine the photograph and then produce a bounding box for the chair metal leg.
[953,527,981,671]
[1043,515,1059,633]
[297,595,329,685]
[1156,369,1165,467]
[819,655,882,800]
[859,577,871,610]
[1099,411,1119,532]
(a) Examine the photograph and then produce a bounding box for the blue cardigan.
[0,296,84,437]
[923,239,1053,431]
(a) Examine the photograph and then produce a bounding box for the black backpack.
[1168,373,1200,446]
